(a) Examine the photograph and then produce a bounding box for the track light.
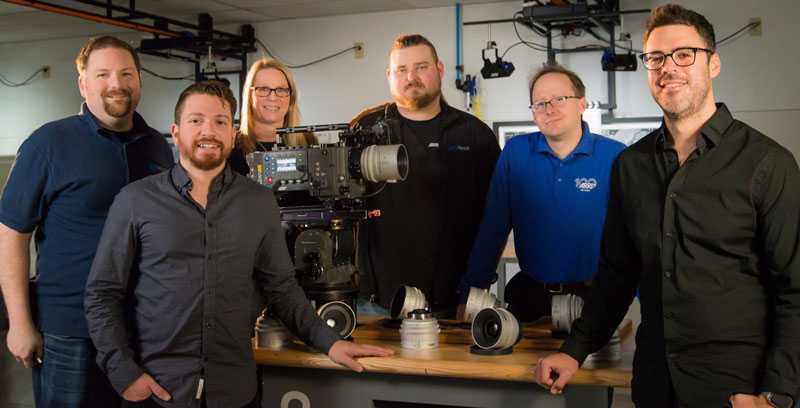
[480,42,515,79]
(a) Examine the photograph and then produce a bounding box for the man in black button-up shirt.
[85,82,392,408]
[536,5,799,408]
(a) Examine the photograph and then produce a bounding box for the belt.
[541,281,592,294]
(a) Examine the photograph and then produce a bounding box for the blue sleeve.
[0,136,50,233]
[457,144,514,300]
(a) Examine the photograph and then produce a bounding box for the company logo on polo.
[575,178,597,192]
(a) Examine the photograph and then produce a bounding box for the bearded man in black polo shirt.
[535,5,800,408]
[352,34,500,317]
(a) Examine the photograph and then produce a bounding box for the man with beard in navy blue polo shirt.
[0,36,173,408]
[457,64,625,322]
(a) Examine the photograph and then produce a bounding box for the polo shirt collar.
[534,121,596,158]
[79,102,151,142]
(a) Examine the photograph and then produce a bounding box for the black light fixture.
[601,49,638,71]
[480,41,515,79]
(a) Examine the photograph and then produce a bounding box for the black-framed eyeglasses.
[639,47,714,70]
[251,86,291,98]
[529,95,580,112]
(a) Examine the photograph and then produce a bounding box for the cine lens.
[471,307,521,351]
[316,301,356,338]
[360,145,409,182]
[390,285,427,320]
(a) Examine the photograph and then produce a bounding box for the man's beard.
[394,81,441,110]
[655,74,710,121]
[181,139,230,171]
[102,89,133,118]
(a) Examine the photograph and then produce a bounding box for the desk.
[254,317,633,408]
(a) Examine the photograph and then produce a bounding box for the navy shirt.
[459,123,625,295]
[0,104,174,338]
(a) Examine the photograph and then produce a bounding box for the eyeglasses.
[639,47,714,70]
[251,86,291,98]
[529,95,580,112]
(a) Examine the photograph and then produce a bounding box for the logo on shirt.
[447,145,470,152]
[575,178,598,192]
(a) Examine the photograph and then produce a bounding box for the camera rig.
[246,120,408,338]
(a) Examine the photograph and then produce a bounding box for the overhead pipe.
[5,0,178,37]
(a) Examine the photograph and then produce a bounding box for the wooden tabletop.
[254,316,634,388]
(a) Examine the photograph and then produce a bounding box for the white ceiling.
[0,0,509,43]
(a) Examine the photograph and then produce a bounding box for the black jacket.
[355,101,500,312]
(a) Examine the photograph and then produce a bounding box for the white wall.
[0,34,193,152]
[1,0,799,157]
[245,6,460,125]
[464,0,800,152]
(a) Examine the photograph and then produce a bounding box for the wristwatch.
[762,392,794,408]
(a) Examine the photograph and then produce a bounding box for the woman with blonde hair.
[228,57,316,175]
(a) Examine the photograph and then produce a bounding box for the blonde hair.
[239,57,314,153]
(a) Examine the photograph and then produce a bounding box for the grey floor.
[0,329,634,408]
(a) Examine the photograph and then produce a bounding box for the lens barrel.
[471,307,521,351]
[360,144,409,182]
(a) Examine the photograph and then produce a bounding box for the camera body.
[247,121,407,338]
[247,122,407,202]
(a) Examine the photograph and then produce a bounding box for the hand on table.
[327,340,394,373]
[533,352,579,395]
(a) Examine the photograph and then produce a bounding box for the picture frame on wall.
[492,121,539,149]
[493,119,661,149]
[600,120,661,146]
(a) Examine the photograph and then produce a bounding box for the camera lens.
[463,287,502,322]
[400,310,440,349]
[317,301,356,338]
[551,294,584,334]
[471,307,521,351]
[360,144,409,182]
[390,285,428,320]
[255,311,293,349]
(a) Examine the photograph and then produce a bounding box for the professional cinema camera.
[247,121,408,338]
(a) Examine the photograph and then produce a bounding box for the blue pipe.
[455,3,462,81]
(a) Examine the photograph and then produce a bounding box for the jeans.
[33,332,120,408]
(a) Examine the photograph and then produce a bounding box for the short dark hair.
[644,4,716,51]
[174,81,237,124]
[389,33,439,62]
[75,36,141,74]
[528,64,586,105]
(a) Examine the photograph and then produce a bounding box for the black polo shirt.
[355,102,500,313]
[561,104,800,406]
[0,104,173,337]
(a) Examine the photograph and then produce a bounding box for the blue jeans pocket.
[33,333,120,408]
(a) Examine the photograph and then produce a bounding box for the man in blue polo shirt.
[457,64,625,322]
[0,36,173,408]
